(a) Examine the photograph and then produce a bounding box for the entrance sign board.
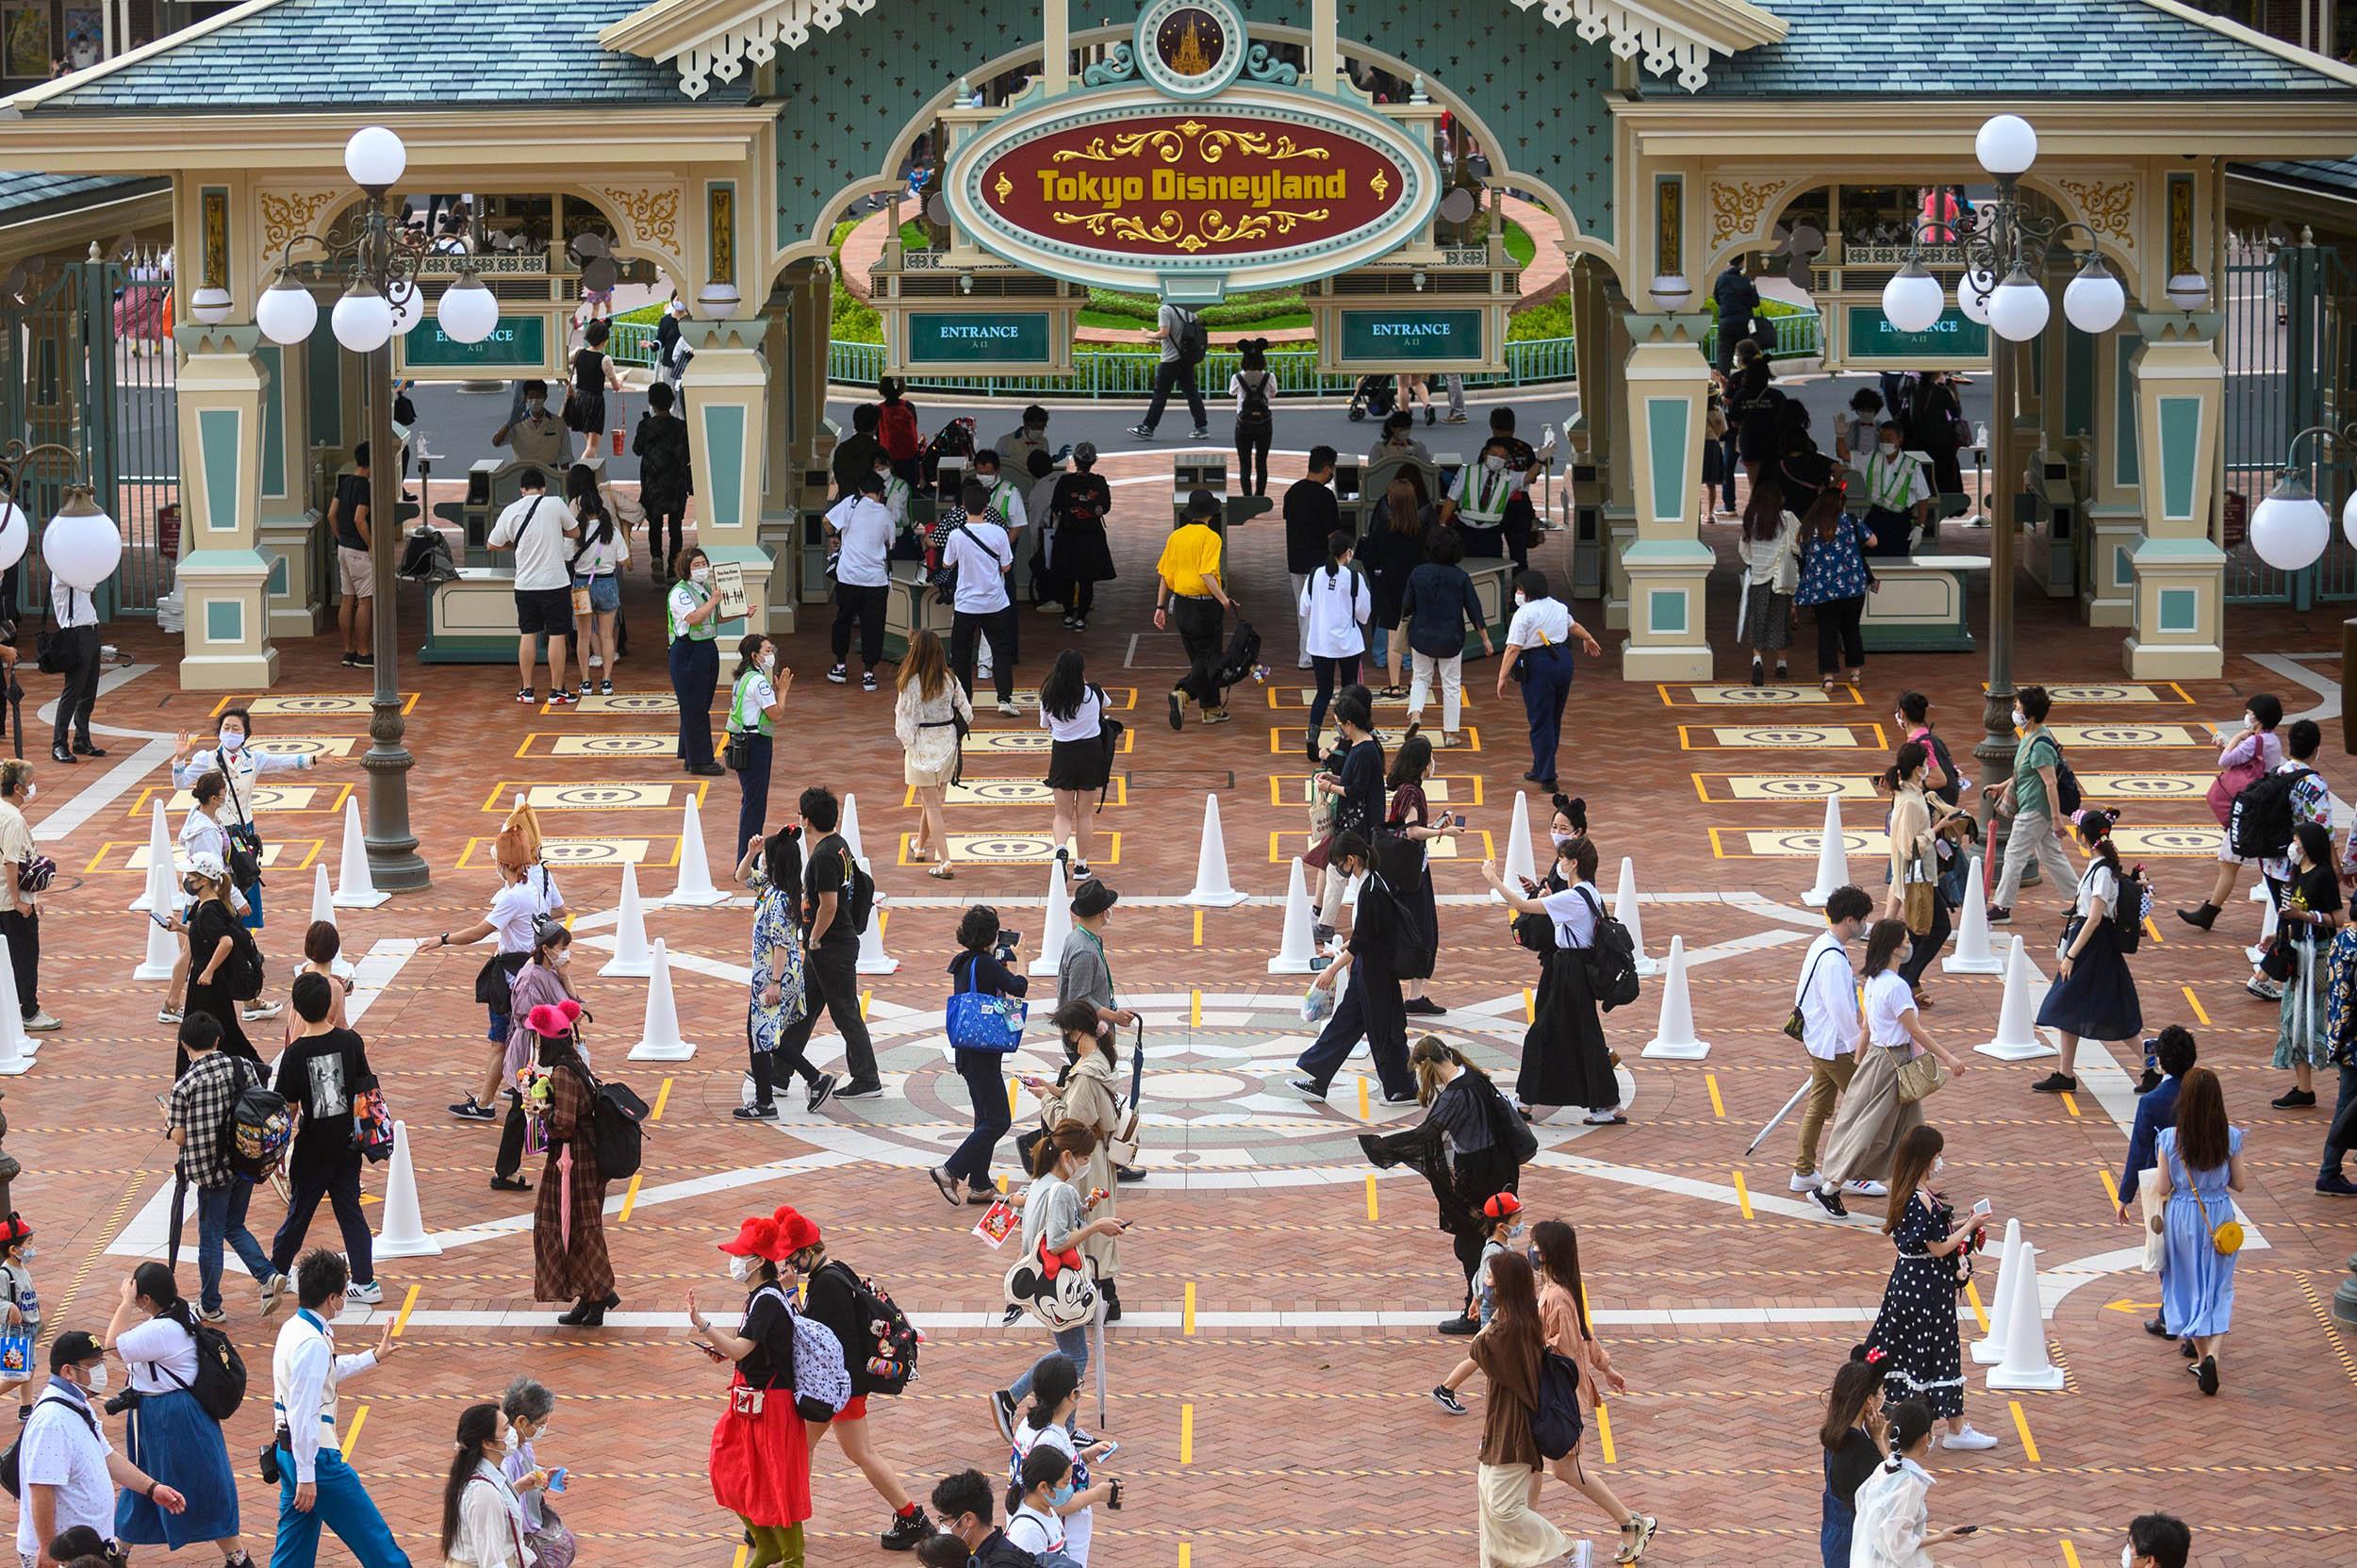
[905,311,1055,366]
[1338,307,1483,362]
[394,310,557,375]
[1844,304,1989,363]
[948,86,1439,297]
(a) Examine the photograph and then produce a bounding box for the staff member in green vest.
[1441,437,1525,565]
[1857,420,1932,559]
[667,547,726,777]
[726,634,792,861]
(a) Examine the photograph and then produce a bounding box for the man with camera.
[14,1330,186,1568]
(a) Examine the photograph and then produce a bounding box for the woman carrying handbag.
[1879,742,1970,1008]
[929,906,1029,1208]
[1810,919,1971,1219]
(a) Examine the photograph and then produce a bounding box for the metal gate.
[0,247,178,618]
[2221,234,2355,606]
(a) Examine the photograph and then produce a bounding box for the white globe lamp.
[436,272,501,344]
[330,282,395,354]
[1956,268,1996,326]
[1648,273,1692,312]
[255,273,318,346]
[343,125,406,191]
[2343,485,2357,551]
[1882,259,1945,335]
[1986,264,2052,342]
[189,287,234,326]
[41,487,123,591]
[0,498,25,571]
[2061,256,2126,335]
[696,279,741,321]
[2166,272,2211,311]
[2249,474,2331,571]
[1975,114,2037,177]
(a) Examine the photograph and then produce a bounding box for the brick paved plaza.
[10,451,2353,1566]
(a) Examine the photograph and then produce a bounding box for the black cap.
[1186,487,1220,520]
[48,1329,101,1371]
[1071,879,1119,918]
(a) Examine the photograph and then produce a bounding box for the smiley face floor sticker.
[2042,724,2212,748]
[2107,825,2228,857]
[928,778,1131,807]
[547,693,681,715]
[146,784,347,817]
[1989,682,2191,704]
[1678,725,1888,750]
[902,833,1121,865]
[1710,828,1882,858]
[1656,685,1861,706]
[962,729,1135,754]
[1691,774,1881,802]
[2072,773,2217,801]
[455,836,678,869]
[218,693,418,718]
[1272,775,1482,806]
[479,783,701,813]
[1271,831,1492,862]
[189,734,357,760]
[101,839,321,874]
[520,733,677,757]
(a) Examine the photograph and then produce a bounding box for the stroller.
[1345,373,1396,422]
[921,415,978,488]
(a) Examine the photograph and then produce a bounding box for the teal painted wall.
[704,404,748,531]
[198,407,242,535]
[1645,396,1690,521]
[2157,394,2202,521]
[306,329,342,460]
[2114,334,2140,487]
[258,345,286,500]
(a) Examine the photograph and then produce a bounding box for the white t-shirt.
[826,495,895,589]
[1506,596,1575,651]
[1863,968,1916,1048]
[1297,565,1371,658]
[1794,930,1859,1063]
[1041,685,1103,744]
[487,492,573,591]
[1229,369,1275,415]
[14,1386,114,1560]
[1010,1421,1093,1563]
[178,804,232,869]
[490,881,540,954]
[117,1313,201,1394]
[569,514,629,577]
[1005,1503,1068,1555]
[945,519,1014,614]
[2075,863,2119,919]
[1540,883,1600,949]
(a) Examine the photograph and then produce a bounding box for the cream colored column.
[2080,320,2143,629]
[1311,0,1340,91]
[1042,0,1068,94]
[2122,312,2226,679]
[1617,313,1715,681]
[173,322,280,688]
[757,307,802,635]
[254,338,326,637]
[684,317,777,636]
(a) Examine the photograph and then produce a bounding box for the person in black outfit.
[1289,831,1414,1103]
[1774,402,1842,524]
[633,381,694,585]
[269,972,380,1301]
[1910,370,1966,502]
[930,905,1029,1206]
[179,858,258,1074]
[1049,442,1115,631]
[1712,258,1759,377]
[1729,340,1783,484]
[47,574,103,766]
[831,403,882,501]
[1358,481,1429,696]
[1818,1349,1887,1565]
[770,786,882,1099]
[1283,446,1341,670]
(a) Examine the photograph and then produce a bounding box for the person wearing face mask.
[926,1469,1030,1568]
[173,707,314,955]
[2031,809,2145,1098]
[1362,1038,1527,1337]
[2176,692,2287,949]
[1818,1348,1888,1567]
[497,1378,574,1568]
[665,546,726,777]
[1290,831,1417,1107]
[179,855,262,1074]
[1736,472,1801,686]
[1881,742,1970,1006]
[102,1263,250,1566]
[823,470,897,692]
[1003,1444,1085,1567]
[489,920,584,1187]
[725,635,793,863]
[264,1250,409,1568]
[17,1331,185,1568]
[527,994,617,1328]
[1298,531,1372,756]
[432,802,568,1137]
[0,758,55,1034]
[687,1216,814,1568]
[1856,419,1932,559]
[0,1214,42,1420]
[2118,1512,2190,1568]
[437,1403,532,1568]
[1484,835,1624,1128]
[633,380,693,586]
[1493,570,1602,792]
[1791,885,1874,1199]
[492,379,569,470]
[486,465,578,708]
[325,442,374,672]
[1810,921,1970,1220]
[159,770,241,1028]
[987,1126,1128,1444]
[1440,437,1525,564]
[1860,1126,2001,1452]
[1792,489,1873,694]
[267,974,384,1307]
[1848,1397,1974,1566]
[733,826,829,1121]
[1981,684,2076,923]
[164,1014,288,1322]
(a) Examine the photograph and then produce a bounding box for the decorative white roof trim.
[1509,0,1728,92]
[672,0,875,99]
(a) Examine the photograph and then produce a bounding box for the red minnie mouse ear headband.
[771,1205,822,1256]
[717,1216,782,1260]
[0,1213,31,1247]
[523,999,584,1037]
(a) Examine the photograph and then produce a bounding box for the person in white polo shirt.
[485,467,578,708]
[944,482,1018,716]
[16,1330,185,1568]
[1788,884,1879,1203]
[824,470,897,692]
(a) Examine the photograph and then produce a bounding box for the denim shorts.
[576,574,619,614]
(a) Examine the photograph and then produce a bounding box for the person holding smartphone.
[1383,727,1451,1016]
[930,905,1030,1208]
[1849,1398,1979,1564]
[1861,1126,2000,1453]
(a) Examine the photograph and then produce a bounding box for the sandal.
[928,862,957,880]
[1616,1515,1659,1563]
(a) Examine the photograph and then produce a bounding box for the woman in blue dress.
[1791,489,1874,693]
[733,825,816,1121]
[2153,1065,2244,1396]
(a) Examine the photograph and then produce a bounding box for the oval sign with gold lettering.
[947,86,1439,295]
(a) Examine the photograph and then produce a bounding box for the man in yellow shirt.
[1154,488,1234,729]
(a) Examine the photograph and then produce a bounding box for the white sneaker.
[21,1012,58,1032]
[259,1273,288,1314]
[345,1280,384,1306]
[242,1000,284,1022]
[1789,1171,1823,1194]
[1941,1425,1998,1451]
[1844,1180,1889,1197]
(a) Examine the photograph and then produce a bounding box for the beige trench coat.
[1036,1051,1131,1279]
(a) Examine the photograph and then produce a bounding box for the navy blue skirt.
[116,1384,239,1545]
[2035,917,2143,1042]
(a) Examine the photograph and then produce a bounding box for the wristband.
[145,1480,157,1499]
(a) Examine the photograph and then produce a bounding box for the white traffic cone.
[1268,858,1319,975]
[2247,894,2280,966]
[133,892,179,981]
[1614,856,1657,977]
[306,865,357,980]
[0,935,28,1075]
[855,859,899,976]
[373,1120,443,1257]
[128,800,172,913]
[1493,793,1536,903]
[1974,935,2054,1061]
[1640,935,1709,1060]
[601,861,655,978]
[1181,793,1248,907]
[840,792,866,863]
[664,796,729,907]
[1970,1217,2023,1365]
[628,938,698,1061]
[1986,1241,2064,1390]
[1802,796,1848,908]
[332,796,388,908]
[1943,854,2003,974]
[1029,856,1071,978]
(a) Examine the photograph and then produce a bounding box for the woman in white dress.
[440,1403,537,1567]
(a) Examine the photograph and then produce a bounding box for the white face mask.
[1483,454,1507,474]
[82,1363,108,1395]
[2243,712,2258,731]
[759,652,776,673]
[690,565,710,585]
[220,731,245,752]
[548,948,570,968]
[727,1253,760,1283]
[1880,439,1899,454]
[2011,708,2027,729]
[1513,591,1526,608]
[18,784,29,803]
[1551,832,1574,849]
[1931,1156,1947,1177]
[2121,1547,2138,1568]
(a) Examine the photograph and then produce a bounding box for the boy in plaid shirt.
[167,1013,288,1320]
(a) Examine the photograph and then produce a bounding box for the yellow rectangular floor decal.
[195,734,357,760]
[923,778,1129,807]
[2042,723,2211,749]
[455,836,678,870]
[216,692,419,718]
[903,833,1120,866]
[1272,685,1436,709]
[1273,726,1478,751]
[1679,724,1887,751]
[531,732,681,757]
[550,692,681,715]
[480,783,700,813]
[969,688,1137,711]
[2069,772,2216,802]
[1657,685,1858,706]
[1713,828,1881,859]
[110,839,321,874]
[1691,774,1879,802]
[1993,681,2191,704]
[2105,825,2227,857]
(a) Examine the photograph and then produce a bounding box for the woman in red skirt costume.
[687,1214,815,1567]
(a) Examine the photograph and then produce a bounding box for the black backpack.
[818,1261,921,1396]
[226,1077,294,1183]
[585,1069,651,1180]
[1,1395,98,1498]
[2112,862,2151,955]
[818,836,876,934]
[1213,618,1261,691]
[1171,306,1208,367]
[221,923,266,1002]
[1236,370,1273,430]
[1532,1347,1583,1461]
[2229,766,2316,860]
[160,1317,249,1422]
[1572,886,1643,1011]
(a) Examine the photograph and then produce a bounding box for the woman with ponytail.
[1819,1351,1887,1565]
[440,1402,533,1566]
[105,1261,248,1563]
[1298,529,1371,759]
[1849,1398,1977,1566]
[1385,726,1449,1015]
[2033,808,2145,1098]
[989,1126,1127,1445]
[1530,1219,1655,1560]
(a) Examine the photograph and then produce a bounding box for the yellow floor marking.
[1008,1077,1020,1116]
[900,832,1122,865]
[2061,1542,2083,1568]
[2182,985,2209,1026]
[1594,1401,1616,1463]
[651,1078,673,1121]
[1691,773,1879,802]
[2144,916,2163,945]
[1183,1282,1196,1335]
[1358,1077,1371,1119]
[1193,909,1203,948]
[2009,1399,2041,1463]
[341,1404,369,1461]
[1731,1171,1754,1219]
[618,1173,644,1222]
[1191,990,1203,1027]
[391,1284,420,1337]
[733,1547,750,1568]
[1524,987,1535,1023]
[1706,1074,1725,1119]
[1716,827,1882,859]
[1964,1280,1989,1335]
[1679,723,1887,751]
[2059,1092,2082,1119]
[1179,1403,1195,1464]
[1178,1546,1192,1568]
[219,691,419,718]
[860,990,873,1021]
[455,835,671,870]
[1365,1174,1378,1221]
[997,1173,1008,1194]
[2100,1169,2121,1208]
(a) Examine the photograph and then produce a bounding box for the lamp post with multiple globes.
[250,125,501,892]
[0,441,118,760]
[1879,113,2157,811]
